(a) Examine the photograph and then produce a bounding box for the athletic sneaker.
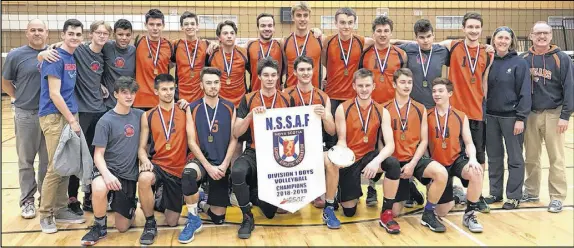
[484,195,503,204]
[476,196,490,213]
[379,209,400,234]
[40,215,57,234]
[453,185,467,205]
[178,214,203,244]
[55,208,86,224]
[548,200,563,213]
[313,196,326,208]
[502,199,519,210]
[81,222,107,246]
[420,210,446,233]
[230,193,239,207]
[366,186,378,207]
[410,181,425,206]
[140,219,158,245]
[520,192,540,203]
[68,199,83,216]
[238,213,255,239]
[462,210,483,233]
[83,197,93,212]
[322,206,341,229]
[21,201,36,219]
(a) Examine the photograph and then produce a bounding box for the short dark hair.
[154,73,175,89]
[145,9,165,24]
[63,19,83,33]
[414,19,433,36]
[294,55,314,70]
[216,20,238,37]
[432,78,453,92]
[353,68,373,82]
[200,67,222,81]
[114,19,132,33]
[393,68,413,83]
[372,15,393,32]
[180,11,199,26]
[335,7,357,22]
[257,57,279,76]
[256,13,275,27]
[462,12,483,27]
[114,76,139,93]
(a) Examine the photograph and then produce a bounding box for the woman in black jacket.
[484,26,531,209]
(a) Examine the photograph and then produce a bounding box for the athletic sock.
[94,215,106,226]
[240,204,252,215]
[325,199,335,208]
[187,203,198,216]
[466,200,478,213]
[382,197,394,211]
[424,202,436,212]
[145,215,155,222]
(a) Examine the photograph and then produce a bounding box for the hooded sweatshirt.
[486,50,531,120]
[521,45,574,120]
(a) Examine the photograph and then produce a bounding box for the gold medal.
[154,68,158,75]
[226,78,231,85]
[441,141,447,149]
[344,69,349,76]
[166,143,171,150]
[208,135,214,143]
[380,75,384,82]
[400,133,406,140]
[422,80,428,88]
[470,77,476,83]
[190,71,195,78]
[363,136,369,143]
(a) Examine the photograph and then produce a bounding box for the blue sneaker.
[322,206,341,229]
[178,214,203,244]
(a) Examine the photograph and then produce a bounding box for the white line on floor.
[441,217,487,247]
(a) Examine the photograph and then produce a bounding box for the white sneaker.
[230,193,239,207]
[21,201,36,219]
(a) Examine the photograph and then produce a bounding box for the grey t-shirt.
[74,43,107,113]
[92,108,144,181]
[2,45,46,110]
[400,43,449,109]
[101,41,136,109]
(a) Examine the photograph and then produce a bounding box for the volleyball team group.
[2,1,572,246]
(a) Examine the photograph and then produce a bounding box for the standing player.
[284,56,340,228]
[428,78,485,233]
[80,77,143,246]
[173,11,210,103]
[2,19,49,219]
[178,67,238,243]
[136,74,191,245]
[329,68,401,234]
[384,68,448,233]
[134,9,173,109]
[231,58,291,239]
[246,13,284,91]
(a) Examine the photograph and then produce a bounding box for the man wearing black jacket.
[484,26,531,209]
[521,21,574,213]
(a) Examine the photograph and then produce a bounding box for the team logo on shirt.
[124,124,135,137]
[114,57,125,68]
[417,54,428,64]
[90,61,102,72]
[65,63,77,78]
[273,129,305,168]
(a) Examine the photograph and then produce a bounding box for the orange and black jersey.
[341,99,385,160]
[284,85,329,107]
[383,99,425,162]
[246,39,284,91]
[448,40,492,121]
[427,107,466,166]
[324,34,366,101]
[172,38,210,103]
[146,106,188,178]
[134,36,173,108]
[207,46,249,106]
[237,90,291,149]
[283,31,323,88]
[359,45,407,104]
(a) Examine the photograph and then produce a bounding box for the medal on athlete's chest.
[204,98,220,144]
[208,135,214,143]
[158,103,176,152]
[422,80,428,88]
[153,68,158,75]
[400,133,406,140]
[441,141,447,149]
[355,98,373,144]
[166,143,171,150]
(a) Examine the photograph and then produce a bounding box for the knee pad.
[342,206,357,217]
[383,157,401,180]
[181,168,198,196]
[231,163,250,185]
[207,208,226,225]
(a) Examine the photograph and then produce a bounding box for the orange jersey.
[208,46,249,106]
[284,85,328,107]
[134,36,173,108]
[283,31,323,88]
[448,40,492,121]
[359,45,406,104]
[324,34,366,100]
[146,106,188,178]
[383,99,425,162]
[173,39,209,103]
[237,90,291,149]
[342,99,385,160]
[427,107,465,166]
[246,39,284,91]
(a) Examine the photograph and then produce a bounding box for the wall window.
[548,16,574,29]
[436,16,463,30]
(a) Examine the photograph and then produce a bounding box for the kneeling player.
[231,58,291,239]
[428,78,484,233]
[328,68,402,234]
[81,77,143,246]
[384,69,448,233]
[178,67,238,243]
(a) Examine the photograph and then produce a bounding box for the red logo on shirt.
[90,61,101,72]
[114,57,125,68]
[124,124,135,137]
[64,64,76,70]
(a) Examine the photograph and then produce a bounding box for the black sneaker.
[139,219,158,245]
[484,195,503,204]
[420,210,446,233]
[82,197,93,212]
[68,200,84,216]
[410,181,425,205]
[502,199,519,210]
[404,199,415,208]
[81,223,107,246]
[238,213,255,239]
[366,186,378,207]
[477,196,490,213]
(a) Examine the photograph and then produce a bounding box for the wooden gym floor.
[1,96,573,246]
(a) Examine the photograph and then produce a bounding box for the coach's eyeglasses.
[531,31,551,36]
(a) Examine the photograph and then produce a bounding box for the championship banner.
[253,105,325,213]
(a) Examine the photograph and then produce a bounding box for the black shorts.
[395,157,433,202]
[338,151,397,202]
[190,159,232,208]
[324,99,344,149]
[469,120,486,164]
[92,171,137,220]
[232,148,262,204]
[438,156,470,204]
[153,165,184,213]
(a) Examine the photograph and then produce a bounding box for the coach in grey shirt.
[1,19,49,219]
